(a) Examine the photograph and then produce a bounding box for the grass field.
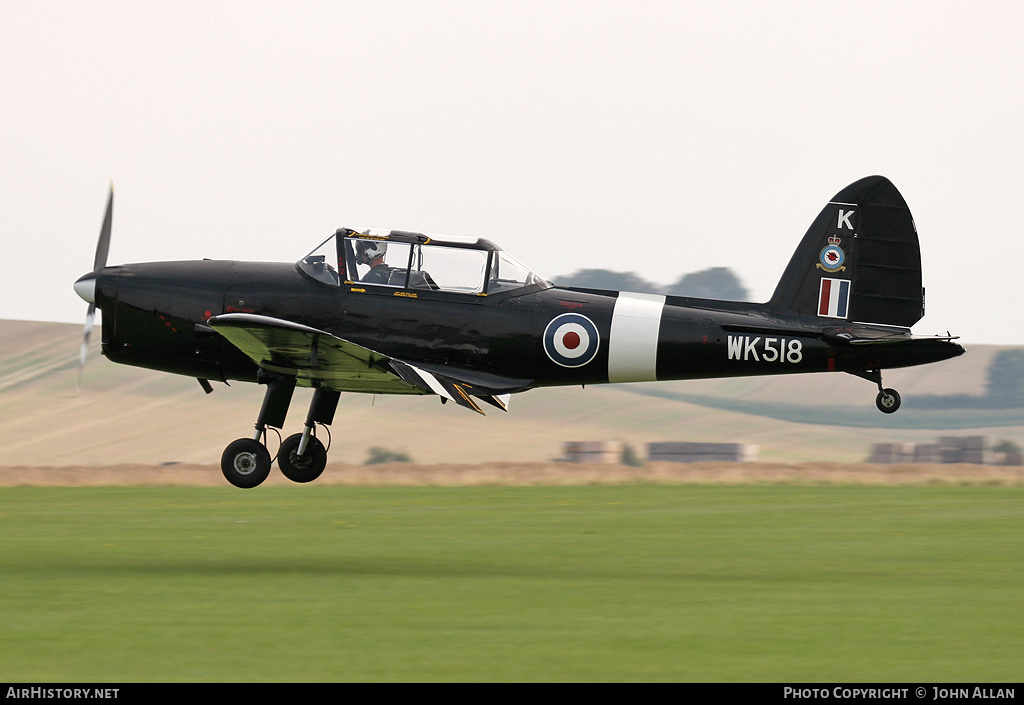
[1,485,1021,682]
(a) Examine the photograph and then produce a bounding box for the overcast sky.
[3,1,1022,344]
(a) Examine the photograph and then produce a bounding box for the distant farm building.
[869,436,1022,465]
[647,442,758,464]
[561,441,759,464]
[562,441,624,464]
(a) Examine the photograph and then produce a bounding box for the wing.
[206,313,526,414]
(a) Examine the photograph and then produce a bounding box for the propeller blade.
[78,184,113,386]
[94,185,113,271]
[77,304,96,388]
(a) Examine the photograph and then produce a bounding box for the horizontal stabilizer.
[845,334,960,346]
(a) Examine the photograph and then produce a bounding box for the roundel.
[543,313,600,368]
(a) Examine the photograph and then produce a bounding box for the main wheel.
[221,438,272,488]
[875,388,902,414]
[278,433,328,483]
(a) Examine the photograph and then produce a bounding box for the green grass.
[0,485,1021,682]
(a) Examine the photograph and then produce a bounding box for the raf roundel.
[543,313,600,368]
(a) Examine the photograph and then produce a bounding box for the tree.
[665,267,749,301]
[994,439,1021,454]
[550,266,751,301]
[621,443,644,467]
[365,447,412,465]
[553,269,660,293]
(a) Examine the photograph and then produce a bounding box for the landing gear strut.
[221,371,294,489]
[277,388,338,483]
[220,373,339,488]
[848,369,901,414]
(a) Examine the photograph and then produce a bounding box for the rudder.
[769,176,924,327]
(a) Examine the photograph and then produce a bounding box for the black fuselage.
[92,259,963,392]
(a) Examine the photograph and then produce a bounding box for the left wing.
[207,313,524,414]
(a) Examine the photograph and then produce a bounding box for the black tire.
[221,438,272,488]
[875,388,902,414]
[278,433,328,483]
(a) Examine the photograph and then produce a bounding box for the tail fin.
[769,176,924,327]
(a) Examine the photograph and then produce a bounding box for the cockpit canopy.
[298,228,550,295]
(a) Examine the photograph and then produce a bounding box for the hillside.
[1,319,1020,467]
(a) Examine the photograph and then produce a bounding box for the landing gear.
[219,372,340,488]
[279,433,328,483]
[221,438,272,489]
[278,387,338,483]
[848,370,902,414]
[875,388,901,414]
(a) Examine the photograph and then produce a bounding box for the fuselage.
[88,259,963,392]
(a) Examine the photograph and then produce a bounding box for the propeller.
[75,184,113,384]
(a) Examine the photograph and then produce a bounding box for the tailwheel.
[875,388,902,414]
[221,438,272,488]
[278,433,328,483]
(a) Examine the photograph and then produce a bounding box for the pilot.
[355,240,392,284]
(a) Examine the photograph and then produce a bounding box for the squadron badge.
[817,234,846,272]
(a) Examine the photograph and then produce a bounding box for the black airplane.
[74,175,963,488]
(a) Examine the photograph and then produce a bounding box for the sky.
[2,1,1023,344]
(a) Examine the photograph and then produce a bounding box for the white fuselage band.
[607,292,665,383]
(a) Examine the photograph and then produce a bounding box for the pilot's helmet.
[356,240,387,264]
